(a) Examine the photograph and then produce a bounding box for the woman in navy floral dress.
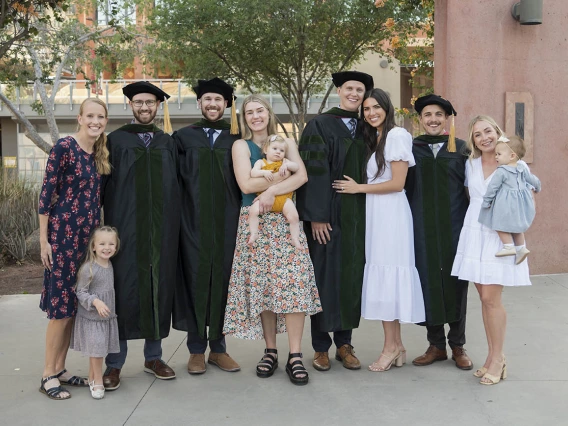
[38,98,111,400]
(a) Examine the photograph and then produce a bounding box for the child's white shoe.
[495,246,516,257]
[515,247,530,265]
[89,380,105,399]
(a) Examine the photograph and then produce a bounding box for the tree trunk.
[0,92,52,154]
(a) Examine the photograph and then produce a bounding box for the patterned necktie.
[141,132,152,147]
[349,118,357,139]
[431,143,440,158]
[207,128,216,148]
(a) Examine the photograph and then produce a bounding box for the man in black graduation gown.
[172,78,241,375]
[404,94,473,370]
[102,82,181,390]
[296,71,373,372]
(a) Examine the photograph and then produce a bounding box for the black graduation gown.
[102,125,181,340]
[172,120,241,341]
[404,135,469,326]
[296,108,366,332]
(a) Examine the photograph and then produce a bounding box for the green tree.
[148,0,431,138]
[0,0,140,153]
[0,0,67,59]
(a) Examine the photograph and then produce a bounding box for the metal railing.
[0,79,335,113]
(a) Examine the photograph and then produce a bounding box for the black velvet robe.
[404,135,469,326]
[102,124,181,340]
[172,119,241,341]
[296,108,366,332]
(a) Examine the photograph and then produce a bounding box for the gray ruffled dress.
[70,262,120,358]
[478,162,541,233]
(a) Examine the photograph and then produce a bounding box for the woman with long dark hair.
[333,88,425,372]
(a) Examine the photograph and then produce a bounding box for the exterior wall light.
[511,0,543,25]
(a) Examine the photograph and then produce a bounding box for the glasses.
[131,100,157,107]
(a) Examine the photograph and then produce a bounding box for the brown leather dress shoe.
[187,354,207,375]
[144,359,176,380]
[103,368,121,391]
[335,344,361,370]
[312,352,331,371]
[208,352,241,372]
[451,346,473,370]
[412,345,448,366]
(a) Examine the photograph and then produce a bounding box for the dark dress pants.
[187,332,226,354]
[310,316,353,352]
[427,315,467,350]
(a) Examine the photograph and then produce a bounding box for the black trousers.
[187,332,226,354]
[310,316,353,352]
[426,315,467,350]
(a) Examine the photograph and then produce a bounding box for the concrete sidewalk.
[1,274,567,426]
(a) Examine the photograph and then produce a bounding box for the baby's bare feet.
[248,233,259,245]
[291,237,302,250]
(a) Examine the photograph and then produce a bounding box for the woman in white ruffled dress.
[334,89,425,372]
[451,115,533,385]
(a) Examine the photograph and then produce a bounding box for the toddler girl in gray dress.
[478,135,541,265]
[70,226,120,399]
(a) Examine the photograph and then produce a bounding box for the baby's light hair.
[263,134,287,153]
[76,226,120,291]
[496,135,526,159]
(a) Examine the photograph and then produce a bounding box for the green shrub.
[0,165,39,261]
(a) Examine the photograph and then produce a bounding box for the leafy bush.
[0,166,39,261]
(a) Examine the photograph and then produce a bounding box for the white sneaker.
[515,247,530,265]
[89,380,105,399]
[495,247,516,257]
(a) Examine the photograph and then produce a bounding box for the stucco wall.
[434,0,568,274]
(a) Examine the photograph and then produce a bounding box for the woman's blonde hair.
[78,98,111,175]
[239,94,278,140]
[467,115,505,160]
[76,226,120,290]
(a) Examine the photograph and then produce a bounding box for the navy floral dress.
[39,136,101,319]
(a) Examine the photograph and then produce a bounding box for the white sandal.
[89,380,105,399]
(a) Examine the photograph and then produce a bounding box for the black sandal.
[56,369,88,387]
[286,352,309,386]
[39,375,71,400]
[256,348,278,378]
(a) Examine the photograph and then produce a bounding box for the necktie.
[142,132,152,147]
[431,143,439,158]
[349,118,357,139]
[207,128,216,148]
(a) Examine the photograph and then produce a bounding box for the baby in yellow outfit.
[249,134,302,249]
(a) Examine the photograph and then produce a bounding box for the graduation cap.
[193,78,238,134]
[123,81,172,134]
[331,71,374,91]
[414,94,457,152]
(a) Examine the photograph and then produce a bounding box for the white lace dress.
[451,157,532,286]
[361,127,426,323]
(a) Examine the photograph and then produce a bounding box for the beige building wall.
[434,0,567,274]
[356,51,402,108]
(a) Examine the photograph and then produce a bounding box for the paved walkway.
[1,274,566,426]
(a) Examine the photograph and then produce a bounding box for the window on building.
[97,0,136,26]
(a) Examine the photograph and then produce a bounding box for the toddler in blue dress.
[478,135,541,264]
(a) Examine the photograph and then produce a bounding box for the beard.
[133,108,158,125]
[201,106,224,122]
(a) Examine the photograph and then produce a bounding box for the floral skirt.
[223,207,322,340]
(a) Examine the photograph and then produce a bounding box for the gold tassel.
[230,95,239,135]
[163,99,173,134]
[447,113,456,152]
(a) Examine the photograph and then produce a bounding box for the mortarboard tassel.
[162,99,173,134]
[447,113,456,152]
[230,95,239,135]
